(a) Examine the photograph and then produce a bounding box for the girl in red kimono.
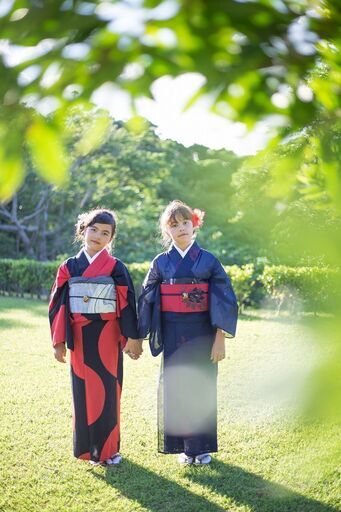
[138,200,238,465]
[49,208,142,465]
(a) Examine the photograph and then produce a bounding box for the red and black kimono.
[49,249,138,463]
[138,242,238,456]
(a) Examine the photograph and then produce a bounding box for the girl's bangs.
[168,206,192,225]
[90,212,115,227]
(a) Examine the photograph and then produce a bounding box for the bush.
[0,259,13,295]
[0,259,60,298]
[0,258,337,314]
[0,259,151,299]
[225,264,256,312]
[260,265,338,314]
[127,262,150,295]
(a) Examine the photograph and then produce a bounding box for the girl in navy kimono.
[138,200,238,465]
[49,208,142,465]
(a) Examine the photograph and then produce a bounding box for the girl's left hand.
[210,329,226,363]
[123,338,143,359]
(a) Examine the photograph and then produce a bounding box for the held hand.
[54,342,67,363]
[123,338,143,360]
[210,330,226,363]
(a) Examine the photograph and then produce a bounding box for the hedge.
[0,259,57,299]
[225,264,256,313]
[259,265,339,314]
[0,259,152,300]
[0,258,337,313]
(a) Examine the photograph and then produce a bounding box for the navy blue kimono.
[138,242,238,456]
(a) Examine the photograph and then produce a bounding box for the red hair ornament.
[192,208,205,228]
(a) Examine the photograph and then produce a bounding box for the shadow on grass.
[239,314,304,326]
[239,310,298,324]
[0,295,46,318]
[238,312,263,322]
[240,310,327,326]
[0,318,34,330]
[93,459,225,512]
[187,459,338,512]
[92,459,338,512]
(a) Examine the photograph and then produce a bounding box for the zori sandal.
[178,453,194,465]
[194,453,211,465]
[106,453,122,465]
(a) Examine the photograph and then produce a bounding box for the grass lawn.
[0,296,340,512]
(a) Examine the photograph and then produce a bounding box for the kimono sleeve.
[138,258,163,356]
[209,258,238,338]
[112,260,139,340]
[49,262,71,347]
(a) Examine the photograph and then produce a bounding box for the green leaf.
[75,114,111,156]
[125,116,148,134]
[26,120,69,186]
[0,155,24,202]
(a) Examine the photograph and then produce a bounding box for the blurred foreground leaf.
[75,112,111,156]
[0,0,339,198]
[26,119,69,185]
[0,155,24,202]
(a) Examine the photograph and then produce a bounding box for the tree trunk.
[0,188,50,259]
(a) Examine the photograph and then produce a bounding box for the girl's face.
[84,223,113,256]
[168,216,194,250]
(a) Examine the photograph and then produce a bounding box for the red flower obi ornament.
[160,283,209,313]
[192,208,205,228]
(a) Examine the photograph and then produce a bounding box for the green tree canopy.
[0,114,245,263]
[0,0,340,202]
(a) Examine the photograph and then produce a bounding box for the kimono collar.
[187,240,201,261]
[168,240,201,261]
[82,247,106,264]
[74,248,116,278]
[172,240,195,258]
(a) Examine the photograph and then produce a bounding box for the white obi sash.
[69,276,116,314]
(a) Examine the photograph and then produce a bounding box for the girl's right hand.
[123,338,143,359]
[54,343,66,363]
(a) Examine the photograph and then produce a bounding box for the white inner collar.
[173,241,194,258]
[83,247,105,263]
